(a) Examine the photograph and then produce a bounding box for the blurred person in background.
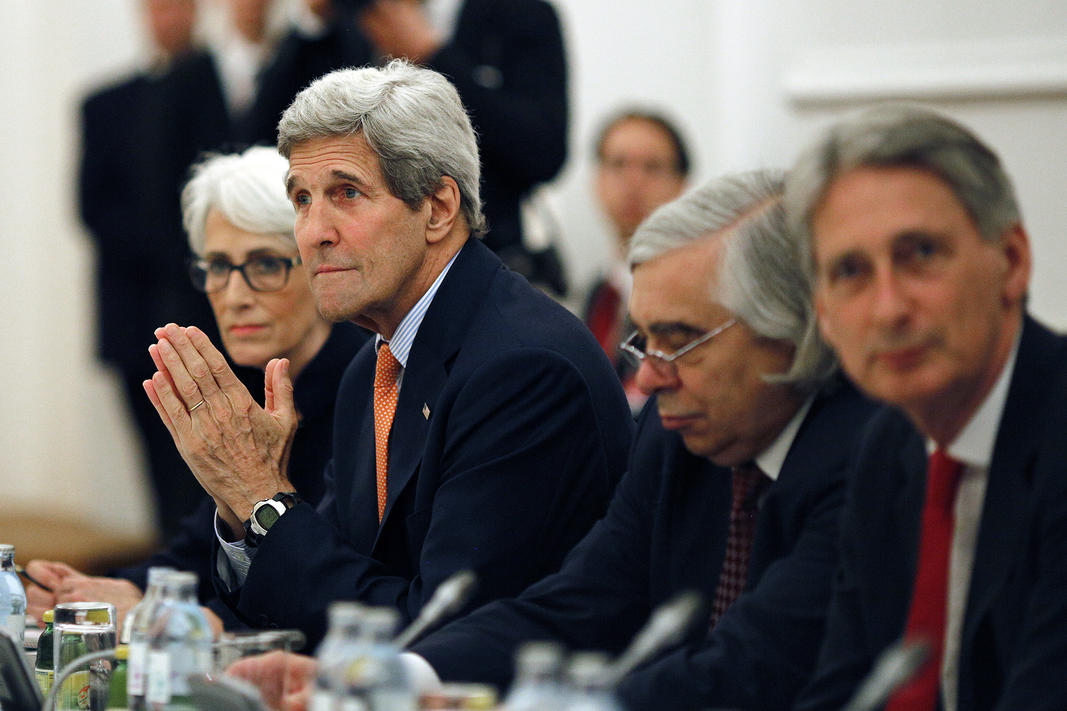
[79,0,218,539]
[240,0,571,296]
[584,108,690,412]
[30,147,369,634]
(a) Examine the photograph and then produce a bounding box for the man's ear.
[999,223,1031,309]
[426,176,462,244]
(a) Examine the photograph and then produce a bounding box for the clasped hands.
[143,324,298,540]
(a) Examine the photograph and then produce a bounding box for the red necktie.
[711,463,767,628]
[373,343,401,523]
[886,449,964,711]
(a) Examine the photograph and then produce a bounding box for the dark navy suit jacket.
[795,317,1067,711]
[414,380,876,711]
[216,240,634,647]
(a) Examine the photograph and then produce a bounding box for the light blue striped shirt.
[217,250,461,584]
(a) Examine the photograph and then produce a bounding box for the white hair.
[630,170,837,392]
[181,146,295,256]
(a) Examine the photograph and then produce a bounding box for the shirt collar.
[753,395,815,482]
[935,330,1022,469]
[374,250,460,368]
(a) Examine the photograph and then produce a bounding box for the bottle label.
[146,650,171,704]
[127,641,147,695]
[35,667,54,695]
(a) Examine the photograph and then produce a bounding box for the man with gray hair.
[788,105,1067,711]
[142,60,633,647]
[404,170,876,711]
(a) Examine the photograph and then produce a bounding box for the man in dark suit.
[141,60,633,648]
[78,0,221,538]
[403,171,878,711]
[240,0,570,294]
[787,105,1067,711]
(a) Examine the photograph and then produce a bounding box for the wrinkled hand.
[226,651,317,711]
[23,560,80,620]
[359,0,442,63]
[143,324,298,539]
[54,576,143,637]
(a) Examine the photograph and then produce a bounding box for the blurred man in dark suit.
[78,0,218,538]
[240,0,570,295]
[788,105,1067,711]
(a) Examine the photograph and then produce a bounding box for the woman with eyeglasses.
[24,147,369,634]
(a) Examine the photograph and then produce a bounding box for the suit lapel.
[960,318,1059,654]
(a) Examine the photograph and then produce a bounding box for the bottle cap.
[42,609,54,623]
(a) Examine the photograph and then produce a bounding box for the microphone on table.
[393,569,479,649]
[601,590,703,688]
[840,637,930,711]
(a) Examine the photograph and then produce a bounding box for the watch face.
[256,506,281,529]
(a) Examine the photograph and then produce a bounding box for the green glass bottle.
[108,645,128,710]
[35,609,55,694]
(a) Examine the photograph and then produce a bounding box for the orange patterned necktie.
[373,343,401,523]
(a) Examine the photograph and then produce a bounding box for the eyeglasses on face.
[619,318,737,369]
[188,255,301,294]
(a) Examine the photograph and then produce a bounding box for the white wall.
[2,0,1066,538]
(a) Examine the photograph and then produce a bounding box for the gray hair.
[181,146,295,256]
[277,59,487,236]
[785,103,1021,274]
[629,170,837,392]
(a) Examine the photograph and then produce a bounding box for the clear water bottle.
[0,543,27,645]
[126,567,176,711]
[337,606,415,711]
[143,571,212,711]
[309,601,365,711]
[562,652,622,711]
[502,641,566,711]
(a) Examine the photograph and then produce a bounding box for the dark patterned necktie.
[711,462,767,628]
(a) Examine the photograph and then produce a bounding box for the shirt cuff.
[401,652,443,696]
[214,510,254,587]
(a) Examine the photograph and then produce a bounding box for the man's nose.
[634,357,679,396]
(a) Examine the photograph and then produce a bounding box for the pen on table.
[15,563,53,593]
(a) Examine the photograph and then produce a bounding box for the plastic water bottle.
[337,607,415,711]
[502,641,565,711]
[0,543,27,645]
[562,652,623,711]
[143,571,212,710]
[309,601,365,711]
[126,567,175,711]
